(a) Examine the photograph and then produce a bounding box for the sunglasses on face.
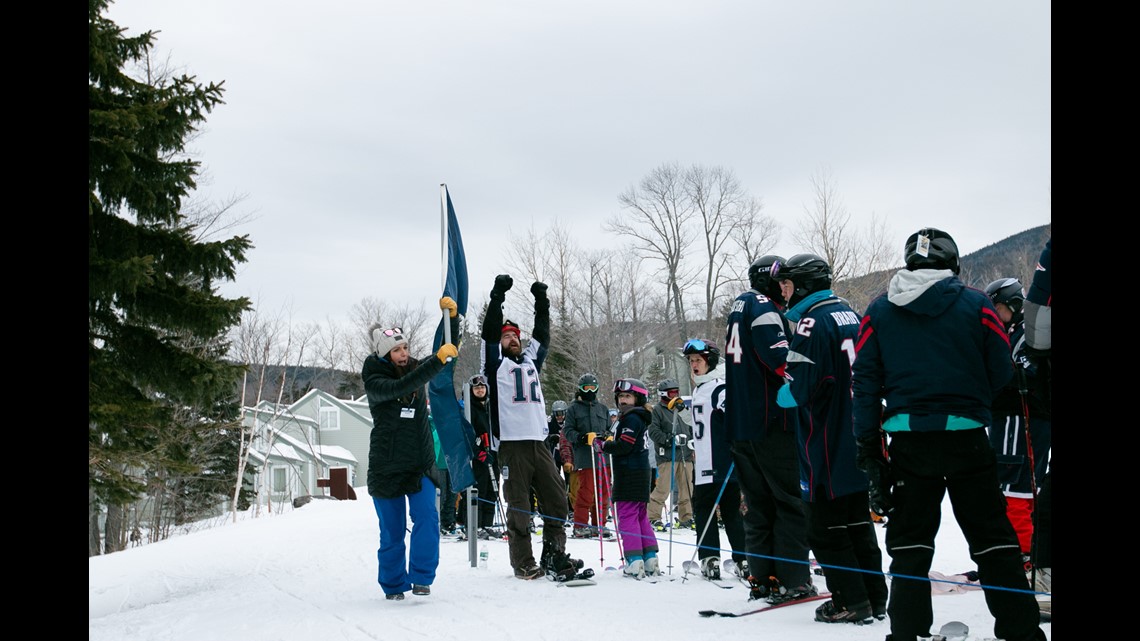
[579,384,599,393]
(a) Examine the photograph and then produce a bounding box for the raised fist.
[492,275,513,296]
[530,281,548,298]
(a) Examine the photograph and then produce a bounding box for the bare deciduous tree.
[685,164,761,339]
[792,165,857,281]
[609,162,695,344]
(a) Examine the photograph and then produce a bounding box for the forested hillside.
[835,224,1051,314]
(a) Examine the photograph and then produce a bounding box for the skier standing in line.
[773,254,888,624]
[851,228,1045,641]
[723,254,814,602]
[562,373,614,538]
[647,379,694,532]
[984,278,1050,567]
[595,378,660,578]
[685,338,748,581]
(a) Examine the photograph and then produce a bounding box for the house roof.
[292,388,372,424]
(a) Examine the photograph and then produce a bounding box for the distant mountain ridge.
[247,224,1052,404]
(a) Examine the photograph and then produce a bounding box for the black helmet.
[775,253,832,307]
[682,338,720,371]
[904,227,960,274]
[984,277,1025,317]
[613,377,649,406]
[577,373,599,393]
[657,378,679,400]
[551,400,569,417]
[748,254,786,301]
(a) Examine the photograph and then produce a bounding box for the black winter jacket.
[647,402,694,464]
[562,396,612,470]
[600,405,653,502]
[363,353,445,499]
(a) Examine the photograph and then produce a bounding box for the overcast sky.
[107,0,1051,328]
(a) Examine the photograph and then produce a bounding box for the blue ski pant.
[372,475,440,596]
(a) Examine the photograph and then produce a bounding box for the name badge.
[401,407,415,419]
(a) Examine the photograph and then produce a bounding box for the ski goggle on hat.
[468,374,488,387]
[683,338,709,354]
[613,380,648,395]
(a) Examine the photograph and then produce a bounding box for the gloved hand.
[530,281,548,298]
[544,434,559,449]
[562,462,573,474]
[439,296,458,318]
[666,397,685,411]
[585,432,597,445]
[435,343,459,364]
[673,433,688,447]
[491,274,513,298]
[856,434,894,517]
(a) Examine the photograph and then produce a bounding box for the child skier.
[594,378,660,578]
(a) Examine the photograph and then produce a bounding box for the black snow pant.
[885,429,1045,641]
[731,433,811,587]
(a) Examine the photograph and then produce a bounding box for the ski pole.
[589,438,604,566]
[487,460,508,533]
[667,407,678,574]
[1016,365,1041,589]
[600,447,624,563]
[684,460,735,583]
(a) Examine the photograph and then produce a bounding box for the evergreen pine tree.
[89,0,252,554]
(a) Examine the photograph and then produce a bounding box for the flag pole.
[441,183,452,345]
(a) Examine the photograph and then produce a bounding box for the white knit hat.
[369,323,408,357]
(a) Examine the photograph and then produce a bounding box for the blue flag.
[428,185,476,492]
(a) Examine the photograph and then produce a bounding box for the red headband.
[501,324,521,337]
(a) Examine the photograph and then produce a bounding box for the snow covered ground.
[89,490,1050,641]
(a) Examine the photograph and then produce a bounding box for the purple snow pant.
[615,501,658,557]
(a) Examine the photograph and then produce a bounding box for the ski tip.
[698,610,717,618]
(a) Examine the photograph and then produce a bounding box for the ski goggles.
[613,380,648,395]
[769,259,785,280]
[380,327,403,337]
[468,374,488,387]
[579,384,599,393]
[682,338,708,354]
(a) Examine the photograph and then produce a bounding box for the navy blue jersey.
[852,272,1013,439]
[724,289,794,441]
[782,295,866,502]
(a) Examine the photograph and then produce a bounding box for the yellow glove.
[604,435,614,442]
[586,432,597,445]
[435,343,458,364]
[439,296,458,318]
[666,397,684,411]
[562,462,573,473]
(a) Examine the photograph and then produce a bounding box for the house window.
[319,404,340,431]
[272,467,287,493]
